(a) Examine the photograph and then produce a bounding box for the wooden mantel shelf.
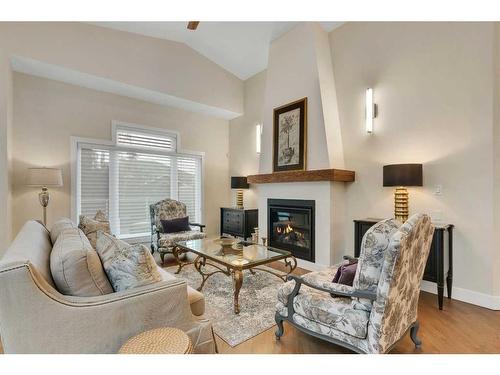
[247,168,355,184]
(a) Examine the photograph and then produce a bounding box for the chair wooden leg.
[410,321,422,349]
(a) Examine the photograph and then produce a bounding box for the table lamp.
[383,164,422,222]
[26,167,63,225]
[231,176,249,209]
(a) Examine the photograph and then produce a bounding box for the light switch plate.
[434,184,442,195]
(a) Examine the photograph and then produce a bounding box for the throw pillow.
[50,228,113,296]
[332,263,358,286]
[161,216,191,233]
[50,217,78,244]
[78,210,111,248]
[95,231,161,292]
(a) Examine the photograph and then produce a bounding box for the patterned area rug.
[165,264,285,347]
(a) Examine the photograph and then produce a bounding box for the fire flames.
[276,224,294,234]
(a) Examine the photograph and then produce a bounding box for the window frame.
[71,121,205,241]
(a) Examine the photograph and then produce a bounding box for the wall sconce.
[256,123,262,153]
[365,88,378,133]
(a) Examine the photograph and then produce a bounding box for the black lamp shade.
[231,176,249,189]
[383,164,423,187]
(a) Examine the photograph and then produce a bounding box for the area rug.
[165,264,285,347]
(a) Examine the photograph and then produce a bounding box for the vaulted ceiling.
[90,22,344,80]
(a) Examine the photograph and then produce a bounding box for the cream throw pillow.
[95,231,161,292]
[78,210,111,248]
[50,228,113,296]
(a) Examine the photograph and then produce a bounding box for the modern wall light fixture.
[256,123,262,153]
[365,88,377,133]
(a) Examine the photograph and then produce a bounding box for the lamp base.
[236,189,244,210]
[394,187,409,223]
[38,187,50,226]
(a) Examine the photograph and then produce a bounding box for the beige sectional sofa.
[0,219,216,353]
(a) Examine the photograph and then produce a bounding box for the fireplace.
[267,198,315,262]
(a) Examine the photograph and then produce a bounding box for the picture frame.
[273,97,307,172]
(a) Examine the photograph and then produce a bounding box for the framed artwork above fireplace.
[273,97,307,172]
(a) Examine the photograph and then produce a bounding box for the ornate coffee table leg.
[232,269,243,314]
[194,255,230,292]
[172,246,191,274]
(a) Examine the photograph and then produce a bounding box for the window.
[75,123,202,239]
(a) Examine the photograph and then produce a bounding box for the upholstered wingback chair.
[150,199,206,264]
[275,214,434,353]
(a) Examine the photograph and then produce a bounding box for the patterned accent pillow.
[95,231,162,292]
[78,210,111,249]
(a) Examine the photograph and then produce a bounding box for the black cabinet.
[354,218,454,310]
[220,208,258,240]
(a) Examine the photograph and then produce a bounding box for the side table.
[118,327,193,354]
[354,218,454,310]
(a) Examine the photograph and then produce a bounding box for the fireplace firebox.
[267,198,315,262]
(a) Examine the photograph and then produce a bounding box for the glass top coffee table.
[173,238,297,314]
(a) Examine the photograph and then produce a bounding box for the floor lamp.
[26,167,63,226]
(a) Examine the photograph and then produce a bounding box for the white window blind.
[77,125,202,239]
[115,151,172,236]
[80,148,110,218]
[115,127,176,151]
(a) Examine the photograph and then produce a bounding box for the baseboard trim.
[295,259,328,272]
[420,280,500,310]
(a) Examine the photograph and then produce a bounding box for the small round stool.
[118,327,193,354]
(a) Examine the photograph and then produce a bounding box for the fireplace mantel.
[247,168,355,184]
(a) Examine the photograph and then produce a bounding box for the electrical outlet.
[434,184,442,195]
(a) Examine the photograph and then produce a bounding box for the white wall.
[0,22,243,117]
[11,73,231,237]
[330,22,496,302]
[493,22,500,297]
[228,70,266,209]
[0,49,13,256]
[259,23,331,173]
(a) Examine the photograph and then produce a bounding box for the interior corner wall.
[493,22,500,298]
[330,22,496,304]
[0,49,13,256]
[11,73,231,237]
[228,70,267,209]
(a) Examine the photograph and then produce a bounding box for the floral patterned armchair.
[275,214,434,354]
[149,199,206,264]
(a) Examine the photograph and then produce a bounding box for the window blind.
[77,128,202,239]
[80,147,110,218]
[177,156,202,223]
[115,127,176,152]
[116,151,172,236]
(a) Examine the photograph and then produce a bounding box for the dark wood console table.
[354,218,454,310]
[220,208,258,241]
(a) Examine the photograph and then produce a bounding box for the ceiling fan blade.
[187,21,200,30]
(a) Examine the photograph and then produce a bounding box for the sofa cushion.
[157,267,205,316]
[50,218,78,245]
[78,210,111,248]
[96,231,162,292]
[50,228,113,296]
[293,289,370,339]
[158,230,207,248]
